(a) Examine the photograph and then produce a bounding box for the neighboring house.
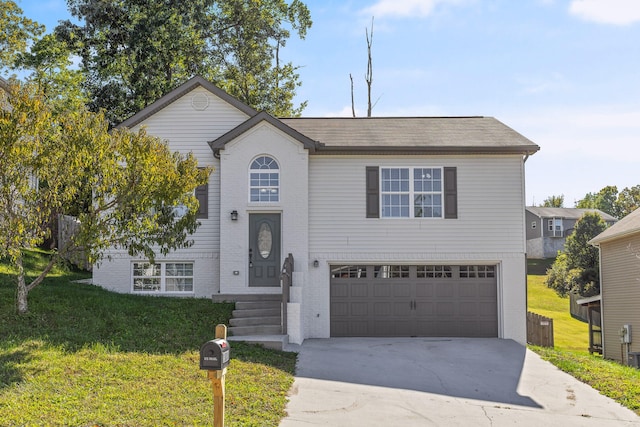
[92,76,540,345]
[589,208,640,365]
[526,207,617,259]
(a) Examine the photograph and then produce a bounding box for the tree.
[0,0,43,70]
[575,185,618,217]
[616,185,640,218]
[575,185,640,218]
[545,212,607,297]
[55,0,312,125]
[349,17,379,117]
[0,81,210,314]
[365,17,374,117]
[14,33,87,113]
[542,195,564,208]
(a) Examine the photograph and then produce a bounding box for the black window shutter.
[366,166,379,218]
[444,167,457,219]
[195,184,208,219]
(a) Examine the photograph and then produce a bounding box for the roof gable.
[116,75,257,129]
[209,111,321,153]
[590,208,640,245]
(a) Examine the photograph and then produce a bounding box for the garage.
[330,264,498,337]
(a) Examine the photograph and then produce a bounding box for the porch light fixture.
[313,260,319,268]
[230,210,238,221]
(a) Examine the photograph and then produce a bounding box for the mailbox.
[199,339,230,370]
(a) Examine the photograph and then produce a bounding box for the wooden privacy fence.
[527,311,554,347]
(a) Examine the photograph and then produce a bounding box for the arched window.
[249,156,279,202]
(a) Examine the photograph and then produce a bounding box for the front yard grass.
[527,260,640,415]
[0,250,297,426]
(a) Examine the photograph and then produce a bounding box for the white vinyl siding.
[93,86,243,295]
[309,155,526,254]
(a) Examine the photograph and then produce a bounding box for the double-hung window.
[380,167,443,218]
[548,218,563,237]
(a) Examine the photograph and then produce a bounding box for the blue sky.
[17,0,640,209]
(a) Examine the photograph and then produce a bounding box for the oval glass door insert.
[258,223,273,258]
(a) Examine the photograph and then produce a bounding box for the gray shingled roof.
[279,117,540,154]
[590,208,640,245]
[526,207,618,222]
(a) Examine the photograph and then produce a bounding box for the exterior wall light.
[313,260,319,268]
[230,210,238,221]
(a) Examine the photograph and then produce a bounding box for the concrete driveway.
[280,338,640,426]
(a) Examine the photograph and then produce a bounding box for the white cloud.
[569,0,640,25]
[361,0,465,19]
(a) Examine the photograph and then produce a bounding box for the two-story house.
[526,207,617,259]
[92,76,539,346]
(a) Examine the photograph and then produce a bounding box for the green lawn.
[0,250,297,426]
[527,260,640,415]
[527,272,589,352]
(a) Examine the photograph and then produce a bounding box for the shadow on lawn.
[0,278,236,354]
[0,348,34,389]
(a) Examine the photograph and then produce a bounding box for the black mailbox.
[199,339,230,370]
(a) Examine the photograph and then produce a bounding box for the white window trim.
[132,261,195,293]
[380,166,444,219]
[249,155,280,203]
[547,218,563,237]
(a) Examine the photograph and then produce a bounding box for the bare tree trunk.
[349,73,356,117]
[15,252,28,314]
[366,17,374,117]
[15,250,58,314]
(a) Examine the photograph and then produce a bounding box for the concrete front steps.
[212,294,288,350]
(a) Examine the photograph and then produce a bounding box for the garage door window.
[460,265,495,279]
[331,265,368,278]
[417,265,452,278]
[374,265,409,278]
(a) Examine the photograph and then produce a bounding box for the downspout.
[522,151,531,336]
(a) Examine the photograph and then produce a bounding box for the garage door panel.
[436,302,455,316]
[415,283,434,297]
[414,302,434,315]
[435,283,455,297]
[375,320,411,336]
[331,301,349,316]
[331,283,349,298]
[458,284,478,297]
[393,283,412,297]
[351,283,369,297]
[478,282,497,297]
[478,302,497,316]
[348,321,369,336]
[393,302,411,316]
[373,302,391,316]
[459,302,479,316]
[373,283,392,297]
[350,302,368,316]
[330,264,498,338]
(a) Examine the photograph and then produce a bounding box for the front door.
[249,213,281,287]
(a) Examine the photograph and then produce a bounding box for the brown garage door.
[330,265,497,337]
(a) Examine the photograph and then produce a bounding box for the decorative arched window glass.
[249,156,279,202]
